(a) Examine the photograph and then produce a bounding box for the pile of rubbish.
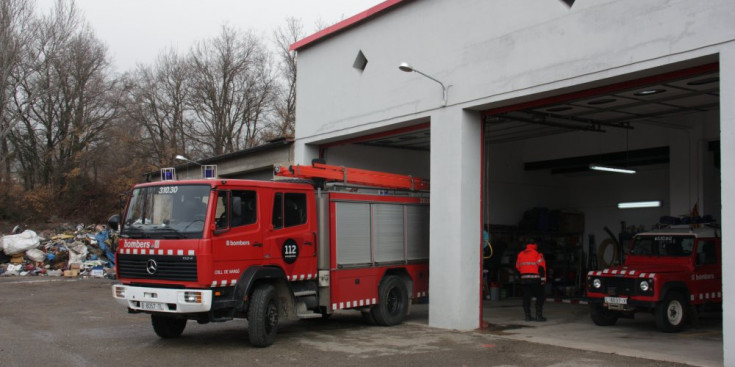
[0,224,117,278]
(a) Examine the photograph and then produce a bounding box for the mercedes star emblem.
[146,259,158,275]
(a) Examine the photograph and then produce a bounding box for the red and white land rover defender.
[586,226,721,332]
[109,162,430,347]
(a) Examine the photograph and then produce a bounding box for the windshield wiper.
[151,227,188,239]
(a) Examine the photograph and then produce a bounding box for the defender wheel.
[589,303,619,326]
[655,291,687,332]
[248,284,279,347]
[151,315,187,338]
[370,275,409,326]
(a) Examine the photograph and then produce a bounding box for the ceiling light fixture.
[634,88,666,96]
[589,164,636,174]
[618,200,661,209]
[399,62,448,106]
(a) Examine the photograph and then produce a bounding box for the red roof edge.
[290,0,412,51]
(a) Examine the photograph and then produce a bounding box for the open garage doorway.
[480,61,722,331]
[318,122,431,180]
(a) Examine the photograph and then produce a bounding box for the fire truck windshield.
[122,184,210,239]
[629,235,694,257]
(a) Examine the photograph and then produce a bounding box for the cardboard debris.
[1,224,117,279]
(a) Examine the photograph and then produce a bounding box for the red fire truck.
[586,226,721,332]
[109,162,430,347]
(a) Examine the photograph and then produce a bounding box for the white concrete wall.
[719,46,735,367]
[292,0,735,340]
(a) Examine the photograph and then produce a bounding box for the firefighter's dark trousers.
[520,278,545,315]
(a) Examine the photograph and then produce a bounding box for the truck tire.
[151,315,186,338]
[371,275,409,326]
[248,284,279,347]
[655,291,687,332]
[589,303,619,326]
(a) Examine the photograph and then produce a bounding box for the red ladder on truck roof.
[274,162,430,191]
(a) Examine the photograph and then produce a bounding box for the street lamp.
[398,62,448,106]
[175,154,200,166]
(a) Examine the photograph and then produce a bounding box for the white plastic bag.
[25,248,46,262]
[67,241,89,266]
[2,230,40,255]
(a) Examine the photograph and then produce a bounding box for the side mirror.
[108,214,121,231]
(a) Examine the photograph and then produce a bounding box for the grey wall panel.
[335,202,372,265]
[407,205,429,260]
[373,204,405,263]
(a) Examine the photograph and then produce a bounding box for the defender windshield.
[629,235,694,257]
[122,184,210,239]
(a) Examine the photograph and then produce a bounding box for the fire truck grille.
[603,277,635,296]
[117,254,197,282]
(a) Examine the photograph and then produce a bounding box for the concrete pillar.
[294,141,320,165]
[720,46,735,367]
[429,108,482,330]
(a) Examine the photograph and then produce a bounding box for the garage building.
[289,0,734,364]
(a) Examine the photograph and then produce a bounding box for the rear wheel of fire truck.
[655,291,687,332]
[151,315,187,338]
[589,303,619,326]
[248,284,279,347]
[371,275,409,326]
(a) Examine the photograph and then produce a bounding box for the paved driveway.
[480,299,723,367]
[0,277,717,367]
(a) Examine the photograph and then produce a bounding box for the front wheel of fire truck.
[589,303,619,326]
[655,291,688,332]
[371,275,409,326]
[151,315,187,338]
[248,284,279,347]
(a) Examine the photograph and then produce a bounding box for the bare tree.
[0,0,34,180]
[187,25,275,156]
[264,17,303,141]
[10,0,118,193]
[125,49,193,165]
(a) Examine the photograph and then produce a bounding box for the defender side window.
[697,240,718,265]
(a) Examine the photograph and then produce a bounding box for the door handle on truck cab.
[253,242,263,247]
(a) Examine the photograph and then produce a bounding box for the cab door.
[264,190,317,281]
[211,188,263,285]
[693,238,721,303]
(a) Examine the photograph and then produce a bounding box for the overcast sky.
[36,0,384,73]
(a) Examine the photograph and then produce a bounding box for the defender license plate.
[604,296,628,305]
[140,301,166,311]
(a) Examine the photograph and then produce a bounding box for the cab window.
[216,190,257,229]
[272,192,307,229]
[231,190,257,227]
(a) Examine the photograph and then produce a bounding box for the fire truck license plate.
[140,301,165,311]
[604,296,628,305]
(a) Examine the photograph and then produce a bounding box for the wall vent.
[353,50,368,72]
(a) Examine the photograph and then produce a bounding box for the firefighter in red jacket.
[516,241,547,321]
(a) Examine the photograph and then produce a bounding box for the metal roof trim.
[290,0,412,51]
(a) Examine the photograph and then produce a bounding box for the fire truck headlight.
[114,286,125,298]
[184,291,202,303]
[592,278,602,289]
[639,280,651,292]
